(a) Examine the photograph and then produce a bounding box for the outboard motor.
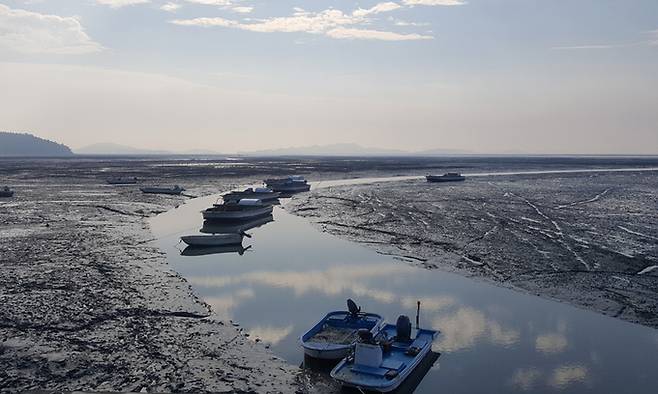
[357,328,374,344]
[347,299,361,318]
[396,315,412,342]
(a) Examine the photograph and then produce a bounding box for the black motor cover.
[347,299,361,317]
[396,315,412,341]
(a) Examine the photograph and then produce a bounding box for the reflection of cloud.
[433,307,519,352]
[510,368,542,391]
[248,325,293,345]
[548,364,588,389]
[401,295,455,312]
[204,287,254,318]
[536,333,568,354]
[188,264,422,307]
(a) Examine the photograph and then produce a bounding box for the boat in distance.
[140,185,185,195]
[202,199,273,221]
[222,187,280,203]
[330,315,438,392]
[301,299,384,360]
[106,177,138,185]
[200,215,274,234]
[426,173,466,182]
[264,175,311,193]
[180,233,243,247]
[0,186,14,197]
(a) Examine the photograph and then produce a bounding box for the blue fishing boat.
[330,315,438,392]
[301,300,383,360]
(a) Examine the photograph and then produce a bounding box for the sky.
[0,0,657,154]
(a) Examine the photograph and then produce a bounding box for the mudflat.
[1,155,657,392]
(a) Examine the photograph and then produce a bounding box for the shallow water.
[150,193,658,394]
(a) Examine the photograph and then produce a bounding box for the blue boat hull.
[301,311,384,360]
[330,324,438,392]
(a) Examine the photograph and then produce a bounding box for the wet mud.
[289,171,658,329]
[1,156,657,392]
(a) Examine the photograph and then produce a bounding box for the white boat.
[201,215,274,234]
[222,187,280,203]
[202,199,273,221]
[180,233,243,246]
[0,186,14,198]
[426,173,466,183]
[264,176,311,193]
[140,185,185,195]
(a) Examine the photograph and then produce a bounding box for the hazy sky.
[1,0,657,153]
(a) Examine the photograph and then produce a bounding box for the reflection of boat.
[264,175,311,193]
[301,299,384,360]
[202,199,273,221]
[107,177,138,185]
[223,188,280,203]
[201,215,274,234]
[181,233,242,246]
[426,173,465,182]
[140,185,185,195]
[181,244,251,256]
[330,316,438,392]
[0,186,14,197]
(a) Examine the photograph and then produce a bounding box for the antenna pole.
[416,300,420,329]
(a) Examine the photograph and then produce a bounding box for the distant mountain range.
[0,132,73,157]
[71,141,475,156]
[240,143,473,156]
[75,143,219,156]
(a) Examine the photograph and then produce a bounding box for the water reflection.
[151,195,658,394]
[181,244,251,256]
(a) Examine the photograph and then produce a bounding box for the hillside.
[0,132,73,157]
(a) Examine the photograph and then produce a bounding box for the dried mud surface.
[289,170,658,329]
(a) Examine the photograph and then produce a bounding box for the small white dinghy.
[180,233,243,247]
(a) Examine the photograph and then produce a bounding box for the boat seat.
[381,359,405,371]
[351,360,406,376]
[410,338,428,350]
[350,365,390,377]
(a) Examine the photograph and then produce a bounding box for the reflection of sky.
[152,198,658,394]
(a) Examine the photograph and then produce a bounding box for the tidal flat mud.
[288,171,658,329]
[1,156,657,392]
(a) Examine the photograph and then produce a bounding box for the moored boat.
[107,177,138,185]
[222,187,280,203]
[180,233,243,247]
[330,315,438,392]
[264,175,311,193]
[426,172,466,182]
[301,299,384,360]
[201,215,274,234]
[0,186,14,198]
[140,185,185,195]
[202,199,273,222]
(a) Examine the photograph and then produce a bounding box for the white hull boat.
[202,199,273,222]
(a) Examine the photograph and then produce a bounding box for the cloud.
[326,27,432,41]
[171,6,433,41]
[0,4,102,54]
[402,0,466,5]
[96,0,150,8]
[161,2,182,12]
